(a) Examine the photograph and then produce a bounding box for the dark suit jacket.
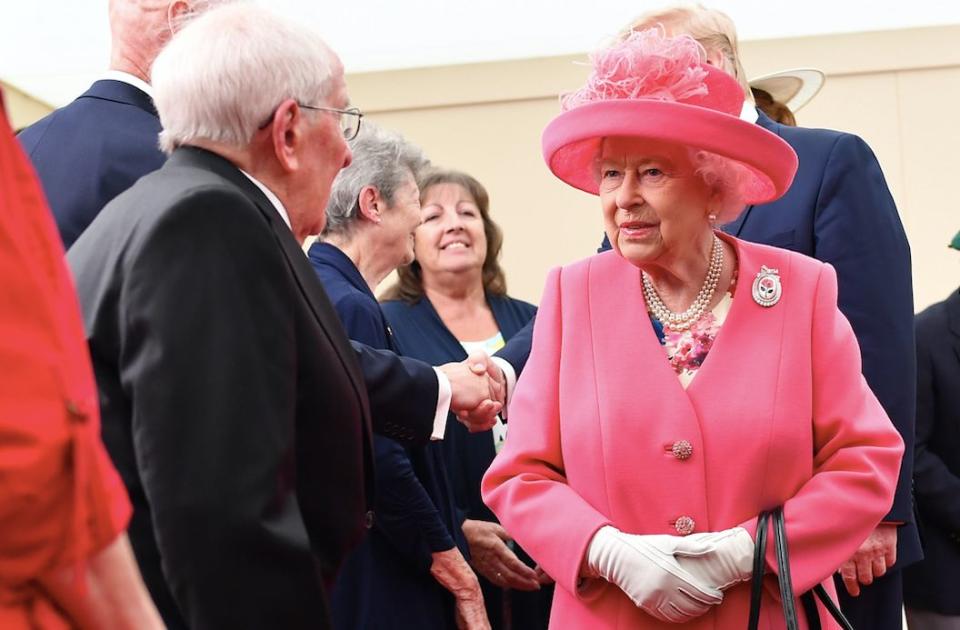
[18,80,166,248]
[67,147,434,630]
[727,111,920,567]
[903,289,960,614]
[309,242,465,629]
[382,295,552,630]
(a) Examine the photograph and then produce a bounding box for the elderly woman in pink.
[481,30,904,630]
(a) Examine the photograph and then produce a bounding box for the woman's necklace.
[642,234,724,331]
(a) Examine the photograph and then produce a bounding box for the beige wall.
[1,80,53,130]
[352,25,960,312]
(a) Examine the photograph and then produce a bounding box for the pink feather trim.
[561,27,709,111]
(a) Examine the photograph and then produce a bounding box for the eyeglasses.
[299,104,364,140]
[257,103,364,141]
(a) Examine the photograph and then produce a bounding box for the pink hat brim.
[542,99,798,204]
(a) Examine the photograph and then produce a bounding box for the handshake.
[439,351,507,433]
[585,525,755,623]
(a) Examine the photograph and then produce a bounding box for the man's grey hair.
[322,122,429,239]
[152,3,338,154]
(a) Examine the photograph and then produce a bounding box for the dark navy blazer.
[728,112,920,568]
[503,110,922,570]
[382,294,553,630]
[903,289,960,614]
[18,80,166,248]
[309,242,466,630]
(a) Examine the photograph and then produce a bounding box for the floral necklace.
[642,234,724,331]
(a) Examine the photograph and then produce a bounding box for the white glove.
[586,526,723,623]
[673,527,755,591]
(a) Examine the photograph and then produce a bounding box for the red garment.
[0,92,131,628]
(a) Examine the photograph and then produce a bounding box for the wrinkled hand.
[440,351,503,433]
[462,519,541,591]
[429,548,491,630]
[673,527,754,591]
[838,524,898,596]
[586,526,722,623]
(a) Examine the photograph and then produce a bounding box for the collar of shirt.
[740,100,759,124]
[238,169,292,231]
[102,70,154,99]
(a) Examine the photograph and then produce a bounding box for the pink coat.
[482,235,904,629]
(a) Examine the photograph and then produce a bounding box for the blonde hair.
[620,4,753,103]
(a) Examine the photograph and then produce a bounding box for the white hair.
[323,122,429,239]
[152,2,338,154]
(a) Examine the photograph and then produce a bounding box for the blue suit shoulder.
[18,81,166,247]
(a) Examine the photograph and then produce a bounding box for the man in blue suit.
[498,6,919,629]
[18,0,229,248]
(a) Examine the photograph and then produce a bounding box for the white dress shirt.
[102,70,155,99]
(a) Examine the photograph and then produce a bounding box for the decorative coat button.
[675,516,696,535]
[364,510,375,529]
[671,440,693,460]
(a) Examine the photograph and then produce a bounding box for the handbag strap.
[747,508,855,630]
[773,507,800,629]
[810,584,855,630]
[747,511,770,630]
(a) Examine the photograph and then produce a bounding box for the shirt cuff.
[491,356,517,420]
[431,367,452,440]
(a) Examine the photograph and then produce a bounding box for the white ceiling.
[3,0,959,107]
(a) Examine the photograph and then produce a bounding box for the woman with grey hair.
[308,123,489,630]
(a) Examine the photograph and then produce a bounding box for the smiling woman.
[381,170,550,630]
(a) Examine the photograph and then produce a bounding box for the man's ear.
[268,100,302,173]
[167,0,192,35]
[356,185,382,225]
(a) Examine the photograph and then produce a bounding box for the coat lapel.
[169,148,369,410]
[414,298,470,361]
[85,80,158,118]
[723,111,782,238]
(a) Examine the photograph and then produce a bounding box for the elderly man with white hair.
[19,0,233,248]
[67,4,503,629]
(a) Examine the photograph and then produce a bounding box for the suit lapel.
[724,111,783,238]
[169,148,369,412]
[84,80,158,118]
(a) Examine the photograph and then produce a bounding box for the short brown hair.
[750,88,797,126]
[381,169,507,304]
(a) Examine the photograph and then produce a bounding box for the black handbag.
[747,507,854,630]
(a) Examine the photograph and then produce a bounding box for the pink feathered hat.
[543,28,797,204]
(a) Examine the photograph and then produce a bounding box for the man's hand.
[838,524,898,596]
[429,548,491,630]
[440,352,503,433]
[462,519,541,591]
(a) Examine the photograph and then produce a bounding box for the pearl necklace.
[642,234,724,331]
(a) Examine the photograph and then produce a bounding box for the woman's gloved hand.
[585,526,723,623]
[672,527,755,591]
